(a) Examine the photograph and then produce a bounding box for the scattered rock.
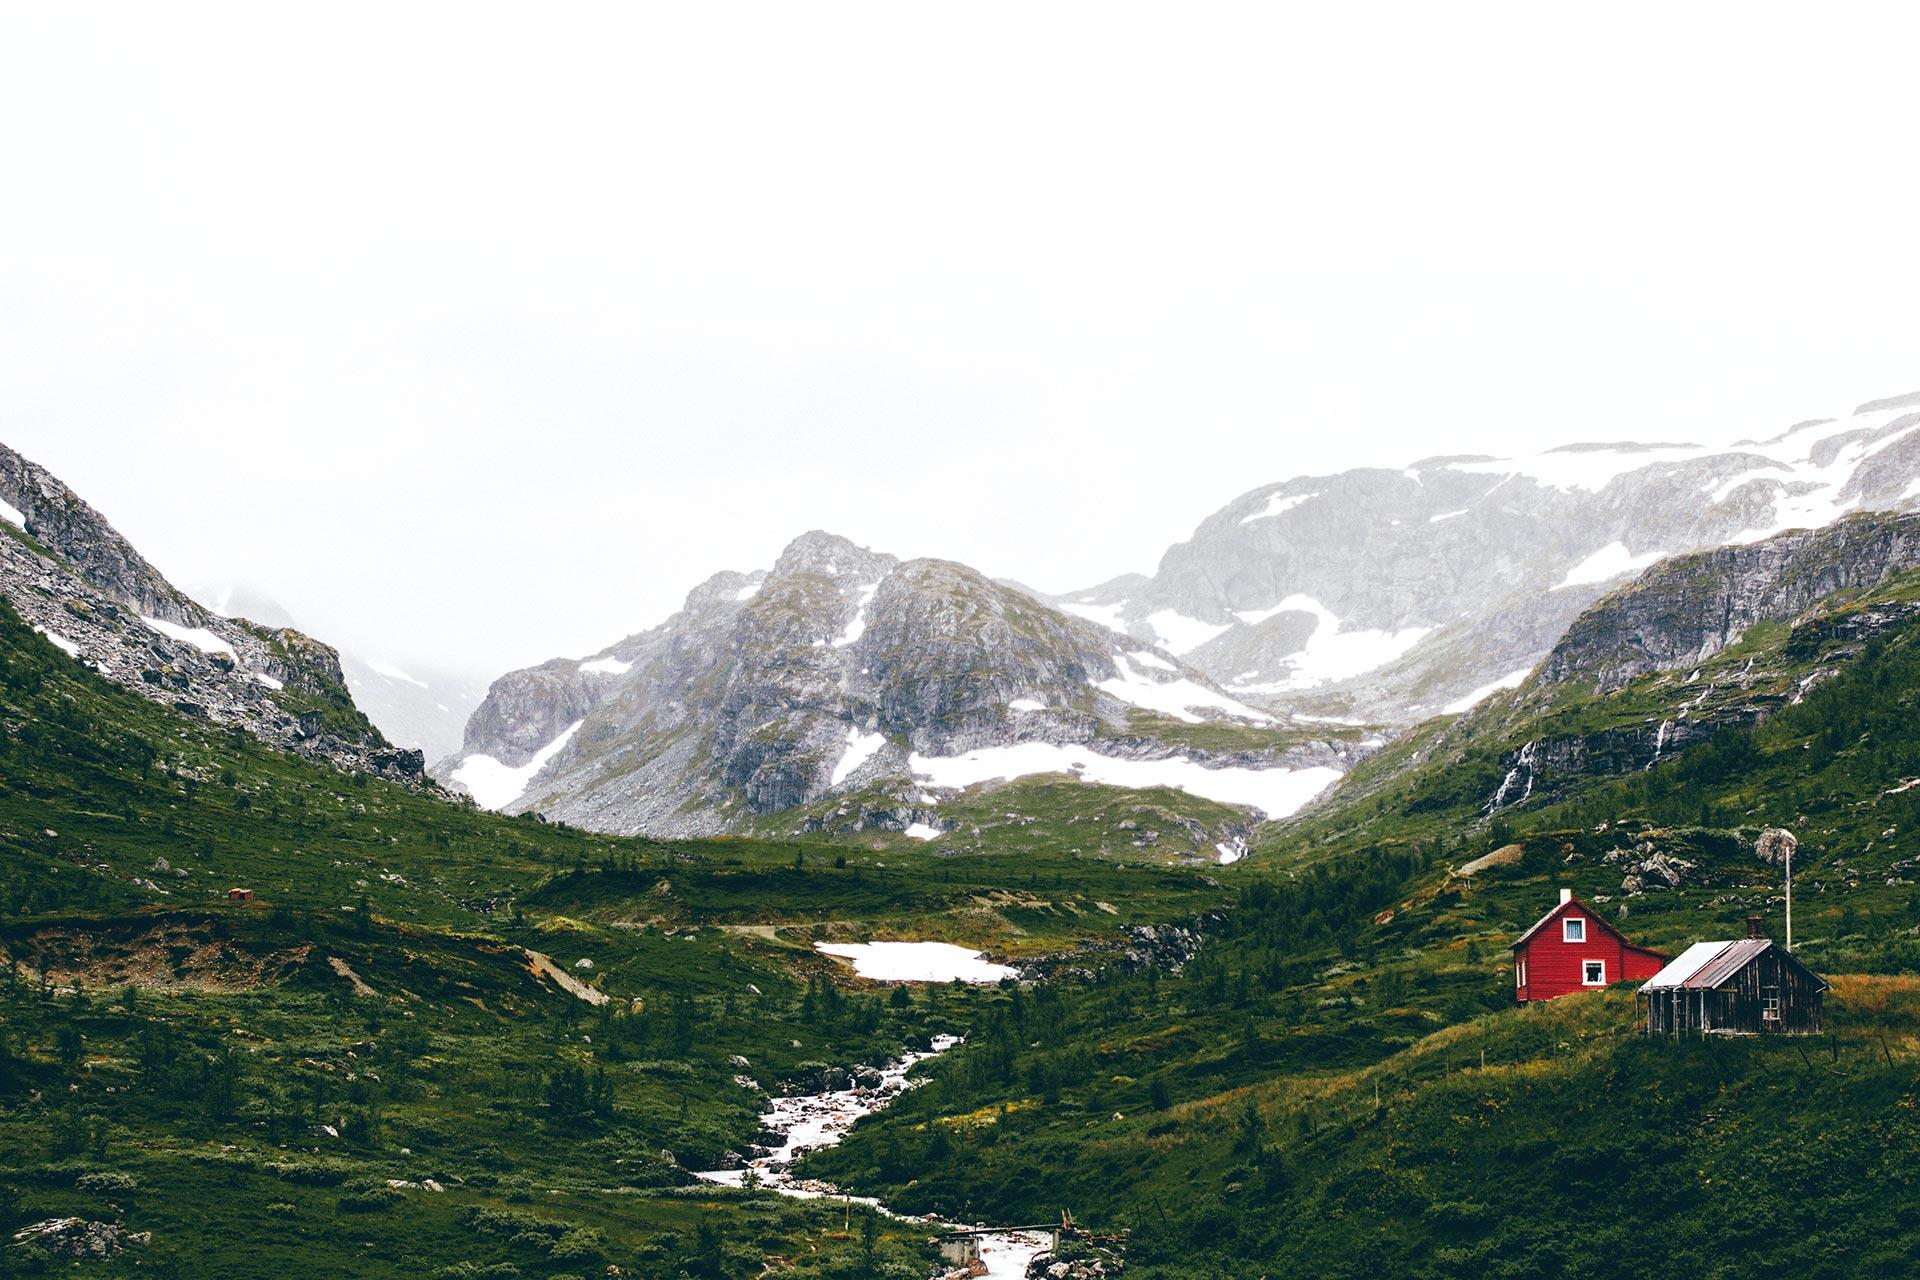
[9,1217,144,1259]
[1622,851,1695,894]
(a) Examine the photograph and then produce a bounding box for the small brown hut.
[1639,918,1827,1036]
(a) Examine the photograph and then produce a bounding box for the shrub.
[338,1183,405,1212]
[75,1171,137,1194]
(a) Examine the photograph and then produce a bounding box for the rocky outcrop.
[1541,512,1920,694]
[1469,515,1920,814]
[0,441,422,783]
[9,1218,147,1259]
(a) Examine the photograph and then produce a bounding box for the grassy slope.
[0,600,1222,1278]
[804,580,1920,1277]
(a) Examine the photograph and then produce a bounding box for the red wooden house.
[1512,889,1667,1003]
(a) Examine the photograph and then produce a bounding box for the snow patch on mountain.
[366,659,428,687]
[1555,543,1666,590]
[908,741,1341,819]
[1008,697,1047,712]
[1142,608,1231,654]
[1241,491,1319,524]
[1442,666,1532,714]
[1059,599,1128,631]
[830,726,887,787]
[141,615,236,659]
[579,655,632,675]
[828,582,880,648]
[34,626,80,658]
[451,720,583,810]
[0,496,24,528]
[1096,654,1273,724]
[1228,595,1430,692]
[815,941,1015,983]
[1448,442,1708,492]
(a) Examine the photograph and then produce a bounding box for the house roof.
[1640,939,1830,992]
[1511,894,1666,957]
[1640,941,1731,989]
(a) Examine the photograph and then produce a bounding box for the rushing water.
[694,1033,1050,1277]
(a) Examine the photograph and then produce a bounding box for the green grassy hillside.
[0,599,1223,1277]
[801,571,1920,1277]
[8,550,1920,1278]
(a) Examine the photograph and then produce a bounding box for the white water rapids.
[694,1034,1051,1277]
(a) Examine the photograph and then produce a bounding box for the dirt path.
[523,948,610,1005]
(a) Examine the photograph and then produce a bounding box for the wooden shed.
[1639,920,1827,1036]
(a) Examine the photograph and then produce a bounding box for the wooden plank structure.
[1639,918,1828,1036]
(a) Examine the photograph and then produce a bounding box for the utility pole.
[1785,838,1793,953]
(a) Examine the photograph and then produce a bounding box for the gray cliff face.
[441,532,1330,835]
[0,441,424,783]
[1054,397,1920,726]
[1306,512,1920,826]
[1476,513,1920,812]
[1540,512,1920,693]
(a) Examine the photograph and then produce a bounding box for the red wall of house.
[1515,903,1665,1003]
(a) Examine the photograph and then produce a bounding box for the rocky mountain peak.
[0,440,422,783]
[770,530,897,583]
[0,442,203,625]
[442,532,1340,836]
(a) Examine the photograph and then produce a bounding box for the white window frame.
[1562,917,1586,943]
[1582,959,1606,986]
[1516,958,1527,988]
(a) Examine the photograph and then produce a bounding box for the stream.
[694,1033,1051,1278]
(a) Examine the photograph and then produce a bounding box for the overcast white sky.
[5,4,1920,675]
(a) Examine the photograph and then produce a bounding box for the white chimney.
[1559,888,1573,906]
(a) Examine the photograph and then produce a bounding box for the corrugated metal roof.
[1640,939,1776,990]
[1641,941,1731,990]
[1686,938,1772,989]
